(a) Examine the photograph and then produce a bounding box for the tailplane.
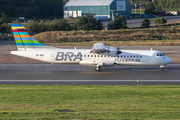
[11,24,46,51]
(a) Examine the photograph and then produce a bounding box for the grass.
[0,85,180,119]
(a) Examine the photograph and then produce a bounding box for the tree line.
[130,0,180,9]
[0,0,63,19]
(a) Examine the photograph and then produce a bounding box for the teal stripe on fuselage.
[16,43,46,46]
[13,32,29,35]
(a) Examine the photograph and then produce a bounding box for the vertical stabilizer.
[11,24,46,51]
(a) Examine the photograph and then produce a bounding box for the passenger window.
[127,55,129,58]
[124,55,126,58]
[88,55,89,57]
[94,55,96,57]
[137,56,139,58]
[134,56,135,58]
[84,55,86,57]
[121,55,123,58]
[98,55,99,57]
[101,55,103,57]
[130,56,132,58]
[140,56,142,58]
[91,55,93,57]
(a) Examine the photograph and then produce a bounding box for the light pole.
[110,10,115,20]
[140,4,141,14]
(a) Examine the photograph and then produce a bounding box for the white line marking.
[0,80,180,82]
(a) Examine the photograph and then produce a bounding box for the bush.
[108,15,127,30]
[141,18,150,28]
[40,21,46,32]
[25,21,40,35]
[154,18,167,26]
[45,19,71,31]
[76,14,103,31]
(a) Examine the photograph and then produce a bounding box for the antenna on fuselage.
[151,48,153,51]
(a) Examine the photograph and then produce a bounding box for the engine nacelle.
[103,61,115,67]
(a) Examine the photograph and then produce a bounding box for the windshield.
[156,53,165,56]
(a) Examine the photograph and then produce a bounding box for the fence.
[0,33,14,40]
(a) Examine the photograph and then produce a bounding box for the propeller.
[116,43,122,55]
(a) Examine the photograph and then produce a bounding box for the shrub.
[154,18,167,26]
[40,21,46,32]
[141,18,150,28]
[108,15,127,30]
[45,19,71,31]
[25,21,40,35]
[76,14,103,31]
[107,22,115,30]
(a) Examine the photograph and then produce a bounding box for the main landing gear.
[95,66,101,71]
[160,65,164,71]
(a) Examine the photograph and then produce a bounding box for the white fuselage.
[11,48,172,67]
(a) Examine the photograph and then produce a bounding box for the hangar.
[63,0,132,19]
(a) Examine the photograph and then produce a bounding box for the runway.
[0,63,180,85]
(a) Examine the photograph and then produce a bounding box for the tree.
[0,22,11,33]
[108,15,127,30]
[0,13,9,25]
[144,3,155,14]
[0,13,10,33]
[141,18,150,28]
[154,18,167,26]
[76,14,103,31]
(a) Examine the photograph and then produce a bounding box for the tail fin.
[11,24,46,51]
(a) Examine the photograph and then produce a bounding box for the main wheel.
[161,67,164,71]
[95,66,101,71]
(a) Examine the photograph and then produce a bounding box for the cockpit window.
[157,53,165,56]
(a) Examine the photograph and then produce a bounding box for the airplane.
[10,24,172,71]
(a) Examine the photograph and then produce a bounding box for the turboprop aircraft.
[10,24,172,71]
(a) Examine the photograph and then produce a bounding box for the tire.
[95,66,101,71]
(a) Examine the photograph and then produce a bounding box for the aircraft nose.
[167,57,172,64]
[169,58,173,63]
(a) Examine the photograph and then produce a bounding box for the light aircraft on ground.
[10,24,172,71]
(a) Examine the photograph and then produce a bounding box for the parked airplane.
[10,24,172,71]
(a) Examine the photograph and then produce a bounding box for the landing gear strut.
[95,66,101,71]
[160,65,164,71]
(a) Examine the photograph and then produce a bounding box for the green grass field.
[0,85,180,119]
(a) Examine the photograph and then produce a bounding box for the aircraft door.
[51,54,55,61]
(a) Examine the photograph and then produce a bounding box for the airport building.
[63,0,132,19]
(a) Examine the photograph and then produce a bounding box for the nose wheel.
[95,66,101,71]
[160,65,164,71]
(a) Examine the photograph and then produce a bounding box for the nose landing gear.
[160,65,164,71]
[95,66,101,71]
